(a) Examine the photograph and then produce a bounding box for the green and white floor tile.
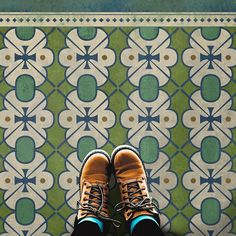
[0,13,236,235]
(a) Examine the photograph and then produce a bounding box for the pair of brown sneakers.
[76,145,160,231]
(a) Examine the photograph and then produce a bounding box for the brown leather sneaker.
[111,145,160,224]
[76,149,119,228]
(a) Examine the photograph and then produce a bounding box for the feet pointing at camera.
[72,146,165,236]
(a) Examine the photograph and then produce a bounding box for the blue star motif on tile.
[138,107,160,131]
[77,45,98,69]
[76,107,98,131]
[200,169,221,192]
[15,45,36,69]
[200,45,221,69]
[200,107,221,131]
[15,169,36,192]
[138,46,160,69]
[15,107,36,131]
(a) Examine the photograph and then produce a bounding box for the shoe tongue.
[128,182,143,203]
[88,185,101,208]
[128,182,139,191]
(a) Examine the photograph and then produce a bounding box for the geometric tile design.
[0,25,236,236]
[0,13,236,26]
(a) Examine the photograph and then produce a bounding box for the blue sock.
[130,215,159,234]
[78,217,103,232]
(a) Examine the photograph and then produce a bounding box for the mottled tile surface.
[0,24,236,235]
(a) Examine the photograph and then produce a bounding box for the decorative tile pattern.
[0,21,235,236]
[0,28,54,86]
[0,13,236,26]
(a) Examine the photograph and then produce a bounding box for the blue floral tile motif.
[0,151,53,209]
[59,28,116,87]
[0,28,54,87]
[0,23,235,236]
[182,28,236,87]
[183,151,236,209]
[0,90,54,148]
[121,28,177,87]
[182,90,236,148]
[59,90,116,148]
[121,90,177,148]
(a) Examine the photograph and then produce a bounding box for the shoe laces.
[115,180,158,215]
[77,183,121,227]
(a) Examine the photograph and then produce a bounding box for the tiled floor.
[0,23,236,235]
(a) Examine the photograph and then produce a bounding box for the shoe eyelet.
[83,198,87,201]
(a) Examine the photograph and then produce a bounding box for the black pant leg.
[71,221,105,236]
[131,219,165,236]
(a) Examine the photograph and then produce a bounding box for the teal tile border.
[0,0,235,12]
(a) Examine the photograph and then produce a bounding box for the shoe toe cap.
[113,149,145,180]
[81,153,110,183]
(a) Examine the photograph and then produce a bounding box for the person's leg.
[112,145,165,236]
[71,150,113,236]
